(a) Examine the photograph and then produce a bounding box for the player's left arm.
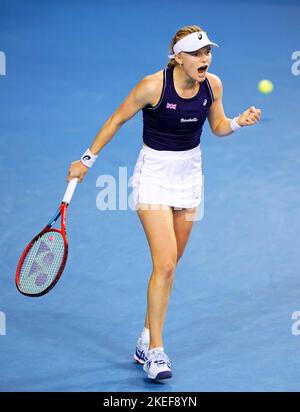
[207,73,261,137]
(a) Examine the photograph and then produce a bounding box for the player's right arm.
[67,77,157,182]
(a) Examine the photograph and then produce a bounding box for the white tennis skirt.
[131,144,203,210]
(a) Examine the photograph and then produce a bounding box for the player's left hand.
[237,106,261,127]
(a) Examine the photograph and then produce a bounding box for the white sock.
[140,327,150,343]
[149,347,164,353]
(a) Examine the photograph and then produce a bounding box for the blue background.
[0,0,300,391]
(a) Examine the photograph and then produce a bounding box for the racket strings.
[18,231,66,295]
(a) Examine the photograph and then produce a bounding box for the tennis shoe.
[143,348,172,380]
[133,336,149,365]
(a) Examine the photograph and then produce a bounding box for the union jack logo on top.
[166,103,177,110]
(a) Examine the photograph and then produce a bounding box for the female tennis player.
[67,25,261,381]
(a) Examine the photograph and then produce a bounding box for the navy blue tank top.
[142,65,214,151]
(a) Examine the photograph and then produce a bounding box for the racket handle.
[62,178,79,204]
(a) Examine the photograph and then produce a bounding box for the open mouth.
[197,65,208,74]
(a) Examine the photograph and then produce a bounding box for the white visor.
[168,31,219,59]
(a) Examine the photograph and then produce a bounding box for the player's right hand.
[67,160,89,182]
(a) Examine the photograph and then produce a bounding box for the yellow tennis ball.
[258,79,273,94]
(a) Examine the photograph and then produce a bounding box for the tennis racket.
[16,178,79,297]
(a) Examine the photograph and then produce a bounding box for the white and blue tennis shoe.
[133,336,149,365]
[143,348,172,380]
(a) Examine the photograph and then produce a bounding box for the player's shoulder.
[134,69,164,104]
[206,72,222,99]
[144,69,164,81]
[141,69,164,91]
[206,72,222,87]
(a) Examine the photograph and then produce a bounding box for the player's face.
[180,46,212,82]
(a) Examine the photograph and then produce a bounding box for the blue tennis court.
[0,0,300,391]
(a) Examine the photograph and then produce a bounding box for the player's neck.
[173,65,198,91]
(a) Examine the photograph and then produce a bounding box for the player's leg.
[170,206,198,290]
[135,203,176,379]
[143,206,198,329]
[134,204,177,364]
[136,204,178,350]
[173,206,198,260]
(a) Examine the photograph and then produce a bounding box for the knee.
[153,260,176,280]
